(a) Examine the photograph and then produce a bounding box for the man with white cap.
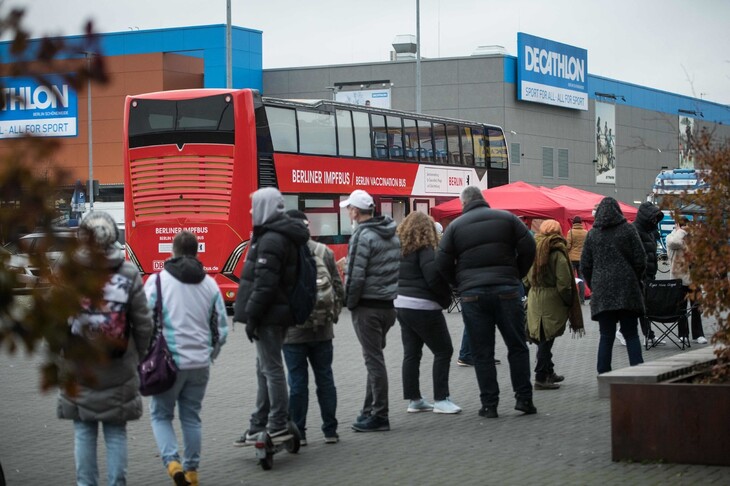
[340,190,400,432]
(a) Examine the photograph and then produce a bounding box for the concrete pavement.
[0,302,726,485]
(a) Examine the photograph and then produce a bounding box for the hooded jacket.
[632,202,663,279]
[144,256,228,370]
[566,222,588,262]
[58,244,153,423]
[233,190,310,327]
[524,234,573,341]
[580,197,646,319]
[344,215,400,310]
[666,227,691,285]
[436,200,535,292]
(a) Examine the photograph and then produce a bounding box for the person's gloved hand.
[245,320,259,343]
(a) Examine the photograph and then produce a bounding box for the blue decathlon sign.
[517,33,588,111]
[0,75,78,138]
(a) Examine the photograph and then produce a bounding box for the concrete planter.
[610,372,730,466]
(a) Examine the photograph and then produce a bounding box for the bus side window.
[403,119,418,161]
[461,126,475,166]
[387,116,404,160]
[433,123,447,164]
[352,111,371,158]
[446,124,462,165]
[473,127,487,167]
[417,120,433,162]
[371,114,387,159]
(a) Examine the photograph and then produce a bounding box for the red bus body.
[123,89,508,306]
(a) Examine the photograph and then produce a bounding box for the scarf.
[532,234,585,338]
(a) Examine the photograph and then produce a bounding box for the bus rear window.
[128,94,235,147]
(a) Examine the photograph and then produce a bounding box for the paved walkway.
[0,302,725,485]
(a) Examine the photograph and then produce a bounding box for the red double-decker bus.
[123,89,509,306]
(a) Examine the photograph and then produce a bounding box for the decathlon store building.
[263,33,730,205]
[2,26,728,208]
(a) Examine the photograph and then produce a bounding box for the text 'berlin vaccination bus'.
[123,89,510,307]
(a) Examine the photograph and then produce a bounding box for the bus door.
[412,198,431,215]
[380,197,408,225]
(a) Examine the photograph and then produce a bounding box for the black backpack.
[288,241,317,325]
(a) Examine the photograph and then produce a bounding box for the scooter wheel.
[285,422,301,453]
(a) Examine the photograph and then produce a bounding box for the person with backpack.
[144,231,228,486]
[57,211,153,486]
[395,212,462,414]
[341,190,400,432]
[282,210,345,445]
[233,188,310,444]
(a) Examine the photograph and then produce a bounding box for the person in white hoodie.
[144,231,228,486]
[666,217,707,345]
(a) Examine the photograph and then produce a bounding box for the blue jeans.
[597,311,644,374]
[283,340,338,438]
[74,420,127,486]
[458,327,472,364]
[460,285,532,409]
[150,367,210,471]
[250,324,289,432]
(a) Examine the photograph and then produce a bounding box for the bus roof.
[262,96,506,130]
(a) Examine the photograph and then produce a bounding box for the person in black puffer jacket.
[436,186,536,419]
[632,201,664,344]
[581,197,646,374]
[395,212,461,415]
[233,187,310,441]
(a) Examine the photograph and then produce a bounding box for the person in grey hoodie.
[144,230,228,486]
[233,188,310,443]
[341,190,401,433]
[58,211,153,486]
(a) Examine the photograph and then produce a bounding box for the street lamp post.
[416,0,421,114]
[86,52,94,211]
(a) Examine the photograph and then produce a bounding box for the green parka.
[523,234,574,342]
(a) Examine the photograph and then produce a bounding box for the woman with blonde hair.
[394,212,461,414]
[524,219,584,390]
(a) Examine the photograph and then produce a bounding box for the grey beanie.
[79,211,118,248]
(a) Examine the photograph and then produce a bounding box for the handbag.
[138,273,178,396]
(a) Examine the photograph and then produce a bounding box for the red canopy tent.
[430,182,639,234]
[549,185,638,224]
[430,181,568,230]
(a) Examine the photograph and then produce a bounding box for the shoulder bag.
[138,273,178,396]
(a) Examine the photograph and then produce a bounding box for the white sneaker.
[407,398,434,413]
[696,336,708,344]
[616,330,627,346]
[433,398,462,414]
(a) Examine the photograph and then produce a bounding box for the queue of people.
[57,188,707,485]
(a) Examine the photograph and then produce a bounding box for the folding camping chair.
[644,279,693,350]
[448,288,461,313]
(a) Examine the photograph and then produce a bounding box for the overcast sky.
[9,0,730,105]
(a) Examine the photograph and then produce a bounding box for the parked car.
[1,246,40,289]
[2,230,77,289]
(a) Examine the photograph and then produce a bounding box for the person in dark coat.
[436,186,536,418]
[631,201,664,345]
[395,212,462,415]
[580,197,646,374]
[233,187,310,443]
[58,211,153,486]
